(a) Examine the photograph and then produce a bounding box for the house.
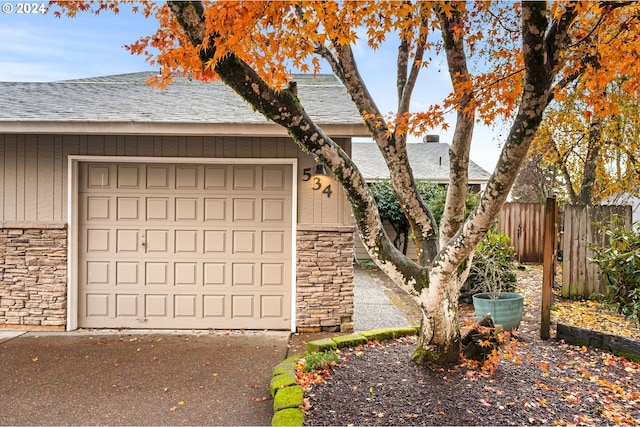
[0,72,368,333]
[605,194,640,223]
[352,136,492,191]
[352,137,492,261]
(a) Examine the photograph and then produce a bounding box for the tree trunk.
[332,43,440,265]
[575,120,603,204]
[413,267,462,364]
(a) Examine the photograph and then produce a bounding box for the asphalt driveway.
[0,330,289,426]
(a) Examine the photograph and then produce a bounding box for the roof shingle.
[352,141,491,183]
[0,72,364,127]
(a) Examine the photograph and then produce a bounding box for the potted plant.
[467,230,524,331]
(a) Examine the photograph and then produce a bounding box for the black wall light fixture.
[314,164,327,176]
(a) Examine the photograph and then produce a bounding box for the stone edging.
[556,323,640,361]
[270,326,419,427]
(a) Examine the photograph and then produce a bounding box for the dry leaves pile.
[511,264,640,341]
[552,298,640,340]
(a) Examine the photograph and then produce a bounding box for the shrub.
[426,184,478,227]
[368,181,477,254]
[303,350,339,373]
[590,222,640,325]
[368,181,442,254]
[464,229,518,298]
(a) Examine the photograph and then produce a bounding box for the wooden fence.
[497,203,547,263]
[355,203,633,300]
[356,202,551,263]
[562,205,632,298]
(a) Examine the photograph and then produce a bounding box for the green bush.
[590,222,640,325]
[464,229,518,298]
[303,350,339,373]
[426,184,478,227]
[368,181,442,254]
[368,181,477,254]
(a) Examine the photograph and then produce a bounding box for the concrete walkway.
[352,264,413,331]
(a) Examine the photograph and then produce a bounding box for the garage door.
[77,162,293,329]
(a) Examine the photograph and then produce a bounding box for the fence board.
[562,205,632,298]
[498,203,546,263]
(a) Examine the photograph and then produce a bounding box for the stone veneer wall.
[0,223,67,329]
[296,225,354,333]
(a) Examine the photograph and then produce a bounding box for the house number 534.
[302,167,333,198]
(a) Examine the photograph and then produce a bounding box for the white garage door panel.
[78,162,292,329]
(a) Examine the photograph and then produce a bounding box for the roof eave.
[0,121,370,138]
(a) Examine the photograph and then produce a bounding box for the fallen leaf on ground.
[552,297,640,339]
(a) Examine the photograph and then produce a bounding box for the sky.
[0,2,503,172]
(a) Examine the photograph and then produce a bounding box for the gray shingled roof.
[352,141,492,183]
[0,72,367,136]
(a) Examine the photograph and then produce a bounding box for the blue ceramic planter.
[472,292,524,331]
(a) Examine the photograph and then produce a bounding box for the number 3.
[312,177,322,190]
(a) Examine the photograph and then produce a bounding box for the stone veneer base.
[296,225,355,333]
[0,223,68,329]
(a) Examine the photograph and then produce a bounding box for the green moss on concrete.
[273,385,304,412]
[332,334,368,348]
[352,327,419,342]
[614,351,640,363]
[360,328,397,341]
[272,355,300,377]
[306,328,418,353]
[392,326,420,338]
[306,337,337,353]
[270,373,298,398]
[271,408,304,426]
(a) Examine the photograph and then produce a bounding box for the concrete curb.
[270,326,419,426]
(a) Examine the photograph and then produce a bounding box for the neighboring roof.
[0,72,368,137]
[352,141,492,184]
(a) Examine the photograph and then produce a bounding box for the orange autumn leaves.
[553,298,640,341]
[51,2,640,145]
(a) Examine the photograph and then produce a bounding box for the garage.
[76,160,294,330]
[1,72,365,332]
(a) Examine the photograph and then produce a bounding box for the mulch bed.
[304,336,639,426]
[302,265,640,426]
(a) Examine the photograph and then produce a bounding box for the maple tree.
[53,1,640,364]
[531,81,640,205]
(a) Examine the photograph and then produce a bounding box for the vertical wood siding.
[562,205,632,299]
[0,134,351,226]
